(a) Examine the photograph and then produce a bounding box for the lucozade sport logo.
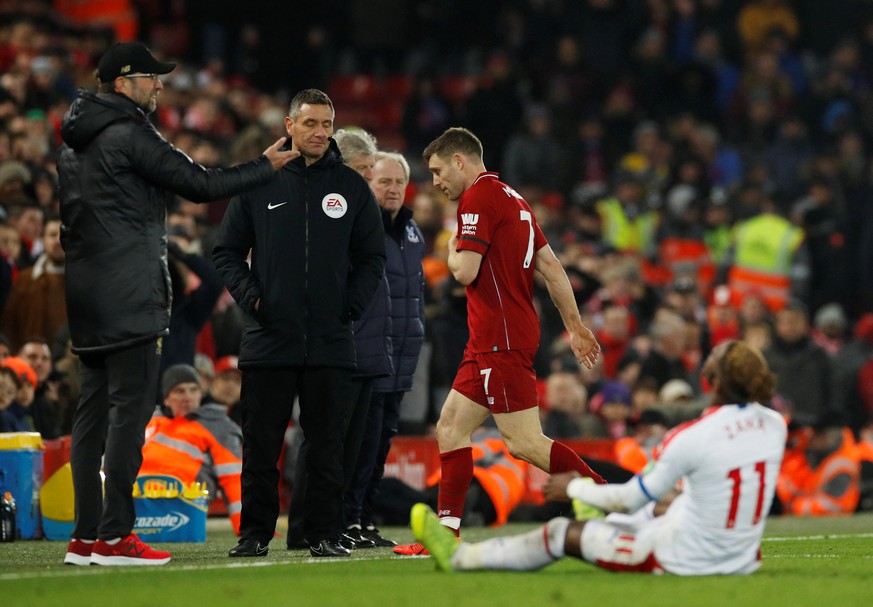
[135,512,190,533]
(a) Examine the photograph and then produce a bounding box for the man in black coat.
[57,42,294,567]
[345,151,425,547]
[213,89,386,558]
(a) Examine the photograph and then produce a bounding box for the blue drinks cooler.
[0,443,44,539]
[133,475,208,542]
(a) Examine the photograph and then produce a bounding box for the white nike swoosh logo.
[267,201,288,210]
[256,543,268,555]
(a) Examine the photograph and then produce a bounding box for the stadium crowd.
[0,0,872,523]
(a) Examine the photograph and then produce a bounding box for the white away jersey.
[638,404,787,574]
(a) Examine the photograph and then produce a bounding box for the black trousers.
[239,366,349,545]
[70,339,161,540]
[345,390,404,527]
[286,376,373,544]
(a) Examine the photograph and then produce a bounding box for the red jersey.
[456,172,547,353]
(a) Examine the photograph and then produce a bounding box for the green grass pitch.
[1,513,871,607]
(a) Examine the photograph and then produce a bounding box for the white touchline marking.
[0,554,420,581]
[767,554,841,558]
[4,533,872,581]
[763,532,873,542]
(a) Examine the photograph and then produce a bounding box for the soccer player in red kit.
[394,127,604,555]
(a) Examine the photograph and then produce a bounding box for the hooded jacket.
[57,90,273,354]
[212,139,386,369]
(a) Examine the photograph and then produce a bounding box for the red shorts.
[451,348,538,414]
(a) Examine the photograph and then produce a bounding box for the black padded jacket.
[57,90,273,354]
[212,139,386,369]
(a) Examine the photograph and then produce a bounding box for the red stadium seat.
[373,99,405,129]
[381,74,413,100]
[329,74,377,103]
[438,75,478,103]
[334,104,378,131]
[372,130,406,153]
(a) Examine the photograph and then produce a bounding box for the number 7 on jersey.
[520,210,534,268]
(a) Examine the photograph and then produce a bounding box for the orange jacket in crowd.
[657,237,716,297]
[777,427,861,516]
[614,437,652,474]
[140,404,243,534]
[428,434,527,527]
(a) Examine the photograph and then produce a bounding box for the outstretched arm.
[534,244,600,368]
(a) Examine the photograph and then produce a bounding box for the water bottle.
[0,491,16,542]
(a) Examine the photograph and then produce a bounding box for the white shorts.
[577,516,667,574]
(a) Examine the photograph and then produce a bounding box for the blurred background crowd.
[1,0,873,514]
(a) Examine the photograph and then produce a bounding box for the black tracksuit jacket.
[212,140,386,369]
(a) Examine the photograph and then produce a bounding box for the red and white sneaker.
[393,542,430,556]
[91,534,171,566]
[64,539,94,566]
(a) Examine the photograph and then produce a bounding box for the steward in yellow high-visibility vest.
[727,210,805,312]
[596,172,660,256]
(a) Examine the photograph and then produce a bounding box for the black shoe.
[286,537,309,550]
[343,527,377,549]
[338,533,357,550]
[362,526,397,547]
[309,539,351,557]
[229,538,269,557]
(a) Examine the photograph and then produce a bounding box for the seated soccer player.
[412,340,787,576]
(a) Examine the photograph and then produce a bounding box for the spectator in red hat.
[210,355,242,424]
[0,365,23,432]
[0,355,52,434]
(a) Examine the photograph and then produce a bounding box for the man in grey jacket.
[57,41,295,567]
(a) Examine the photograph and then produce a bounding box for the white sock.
[453,517,569,571]
[440,516,461,532]
[104,537,121,545]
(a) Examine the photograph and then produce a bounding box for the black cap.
[97,42,175,83]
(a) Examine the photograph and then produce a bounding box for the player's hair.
[288,88,334,119]
[422,127,483,163]
[334,128,377,163]
[713,340,776,405]
[375,151,410,183]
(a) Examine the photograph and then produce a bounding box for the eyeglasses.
[123,73,160,83]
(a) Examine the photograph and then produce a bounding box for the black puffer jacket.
[57,90,273,354]
[212,139,386,369]
[352,274,394,379]
[373,206,425,393]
